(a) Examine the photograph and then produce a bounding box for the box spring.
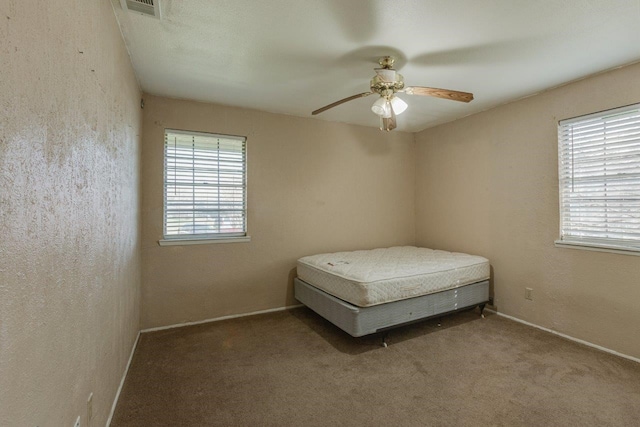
[295,278,489,337]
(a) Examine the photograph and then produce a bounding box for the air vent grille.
[120,0,161,19]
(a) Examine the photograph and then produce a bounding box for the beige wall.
[141,95,416,328]
[415,63,640,360]
[0,1,141,426]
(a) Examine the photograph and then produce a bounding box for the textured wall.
[141,94,416,328]
[415,62,640,360]
[0,1,141,426]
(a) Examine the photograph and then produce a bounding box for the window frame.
[555,103,640,256]
[159,128,250,246]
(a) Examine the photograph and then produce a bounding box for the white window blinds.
[164,129,247,239]
[557,103,640,252]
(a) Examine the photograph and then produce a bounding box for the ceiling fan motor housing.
[371,71,404,97]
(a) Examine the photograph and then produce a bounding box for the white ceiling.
[112,0,640,132]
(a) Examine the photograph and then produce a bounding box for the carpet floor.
[111,308,640,426]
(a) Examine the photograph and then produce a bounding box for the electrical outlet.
[525,288,533,300]
[87,392,93,423]
[73,416,80,427]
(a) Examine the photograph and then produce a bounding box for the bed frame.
[294,277,489,339]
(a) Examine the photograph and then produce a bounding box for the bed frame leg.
[479,303,486,319]
[381,333,389,348]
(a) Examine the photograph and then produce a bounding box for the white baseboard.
[106,331,141,427]
[486,309,640,364]
[140,304,305,333]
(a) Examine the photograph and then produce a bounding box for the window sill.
[554,240,640,257]
[159,236,251,246]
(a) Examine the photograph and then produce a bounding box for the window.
[161,129,248,245]
[556,103,640,254]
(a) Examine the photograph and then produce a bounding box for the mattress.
[297,246,489,307]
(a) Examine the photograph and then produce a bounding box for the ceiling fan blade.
[388,105,397,130]
[403,86,474,103]
[380,101,397,131]
[312,92,373,115]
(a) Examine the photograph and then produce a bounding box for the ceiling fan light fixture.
[382,100,393,118]
[390,96,408,115]
[371,97,389,116]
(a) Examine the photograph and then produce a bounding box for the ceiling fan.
[312,56,474,131]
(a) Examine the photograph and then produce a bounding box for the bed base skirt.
[294,278,490,337]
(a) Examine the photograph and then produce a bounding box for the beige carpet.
[111,308,640,426]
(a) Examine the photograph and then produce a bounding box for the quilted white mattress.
[297,246,489,307]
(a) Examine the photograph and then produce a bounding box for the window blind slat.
[559,120,640,139]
